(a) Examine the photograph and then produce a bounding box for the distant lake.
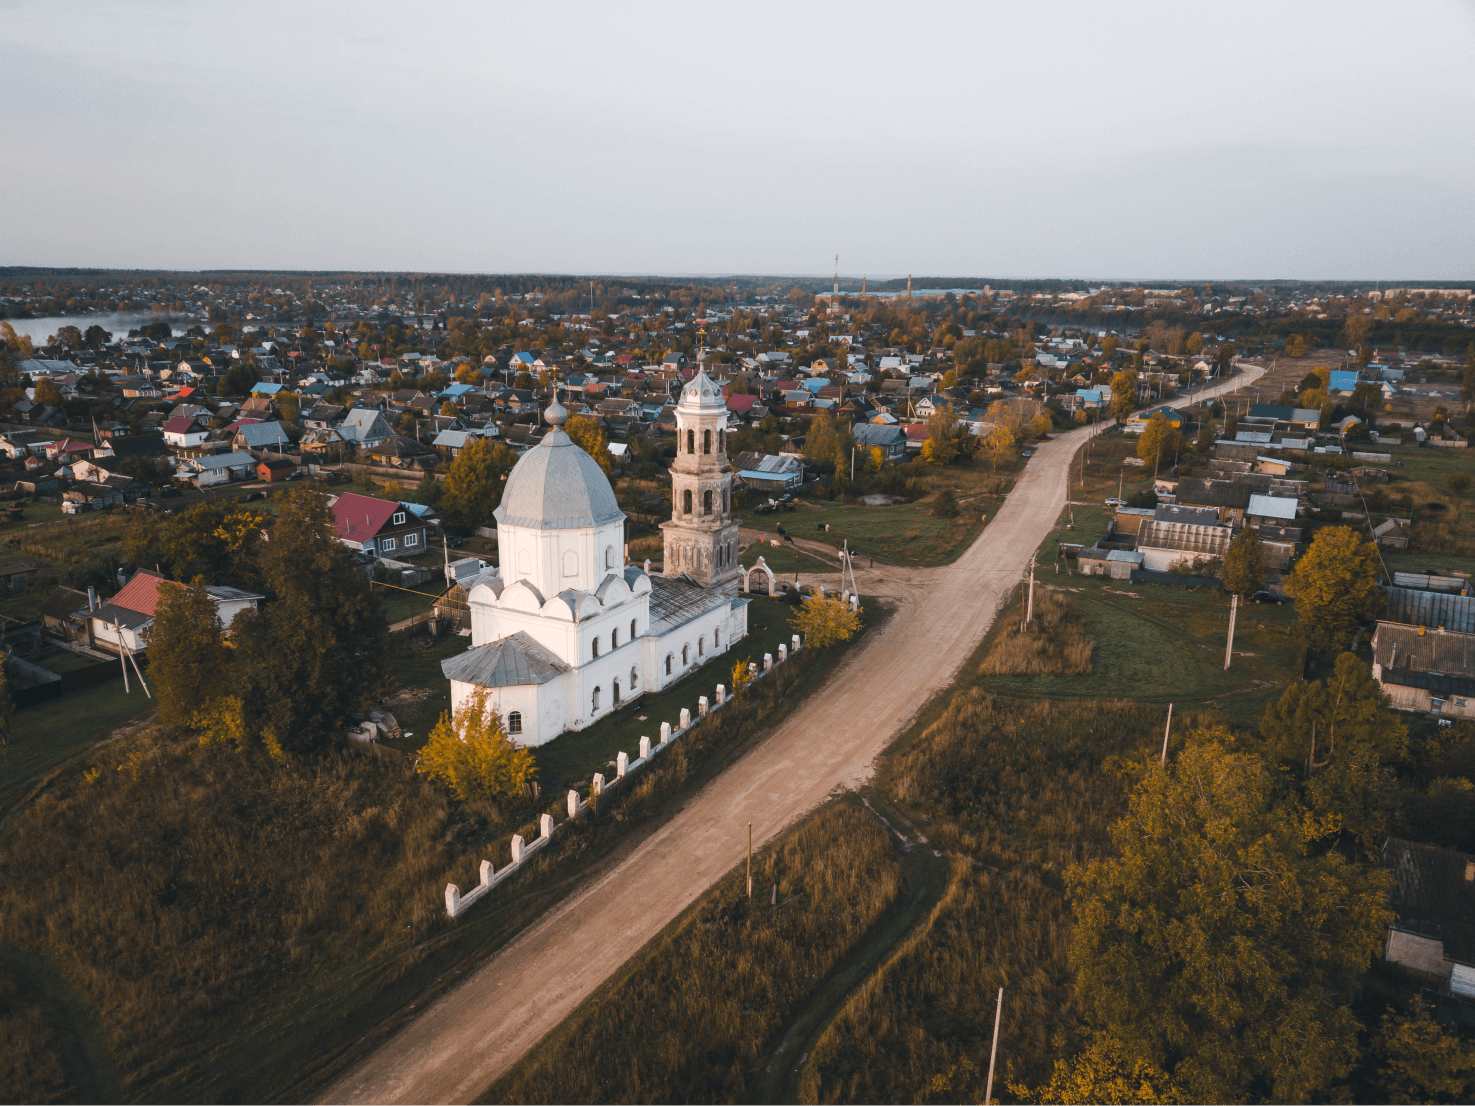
[1,313,185,346]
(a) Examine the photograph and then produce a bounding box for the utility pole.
[984,987,1004,1106]
[1025,558,1036,627]
[1224,592,1238,670]
[1161,702,1173,765]
[746,822,753,899]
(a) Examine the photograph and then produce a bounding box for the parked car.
[1104,497,1126,508]
[1250,590,1284,605]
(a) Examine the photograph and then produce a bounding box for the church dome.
[494,405,625,530]
[679,367,725,410]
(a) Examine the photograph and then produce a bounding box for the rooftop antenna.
[833,255,839,298]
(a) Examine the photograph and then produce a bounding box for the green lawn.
[978,574,1300,729]
[379,633,473,750]
[372,580,447,625]
[1,676,154,817]
[740,540,837,576]
[738,499,987,567]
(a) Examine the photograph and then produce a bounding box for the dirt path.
[321,368,1263,1105]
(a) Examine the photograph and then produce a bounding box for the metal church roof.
[441,631,571,689]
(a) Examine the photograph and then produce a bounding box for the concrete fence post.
[592,772,605,797]
[792,633,801,652]
[568,789,579,817]
[639,735,651,759]
[850,594,859,612]
[617,751,629,778]
[511,834,525,864]
[698,695,709,717]
[749,662,758,680]
[445,883,462,918]
[764,653,773,672]
[660,721,671,744]
[679,707,691,729]
[539,813,554,839]
[715,684,725,704]
[778,644,787,663]
[479,859,494,886]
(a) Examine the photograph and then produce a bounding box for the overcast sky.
[4,1,1475,280]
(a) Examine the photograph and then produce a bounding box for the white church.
[441,365,749,746]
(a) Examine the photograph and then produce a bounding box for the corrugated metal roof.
[1247,493,1298,520]
[648,574,731,635]
[441,631,570,689]
[1384,588,1475,634]
[1373,620,1475,677]
[1392,572,1468,595]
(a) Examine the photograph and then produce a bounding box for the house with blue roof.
[251,382,283,396]
[1329,369,1360,394]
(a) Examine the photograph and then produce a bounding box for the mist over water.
[1,313,184,346]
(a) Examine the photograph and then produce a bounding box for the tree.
[564,414,612,474]
[1283,526,1384,654]
[1221,528,1266,597]
[1070,735,1393,1103]
[920,413,960,466]
[1109,370,1138,420]
[1258,651,1406,855]
[792,593,861,648]
[983,423,1015,472]
[123,509,162,569]
[34,379,63,407]
[440,437,517,530]
[148,582,232,731]
[220,363,255,397]
[159,502,266,589]
[53,325,83,349]
[396,412,416,436]
[418,688,535,802]
[440,400,458,416]
[1136,413,1181,476]
[233,488,391,758]
[930,488,958,517]
[1012,1033,1185,1105]
[1371,1002,1475,1103]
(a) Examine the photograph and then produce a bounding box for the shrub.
[930,488,958,517]
[1447,471,1471,493]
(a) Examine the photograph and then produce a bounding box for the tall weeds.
[490,801,903,1105]
[800,693,1166,1103]
[978,591,1094,677]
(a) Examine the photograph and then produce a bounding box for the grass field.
[1,674,153,819]
[979,576,1299,730]
[739,497,988,566]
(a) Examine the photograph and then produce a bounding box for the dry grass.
[800,693,1167,1103]
[3,511,130,565]
[978,590,1093,677]
[0,727,460,1100]
[488,800,903,1105]
[0,971,74,1103]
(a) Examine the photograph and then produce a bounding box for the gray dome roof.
[494,427,625,531]
[679,367,725,410]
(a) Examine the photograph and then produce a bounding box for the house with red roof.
[43,439,95,461]
[330,492,431,559]
[88,569,263,655]
[725,393,759,420]
[162,415,210,449]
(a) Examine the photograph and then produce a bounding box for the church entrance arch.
[743,555,776,596]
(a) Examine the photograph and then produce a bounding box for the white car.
[1104,497,1126,508]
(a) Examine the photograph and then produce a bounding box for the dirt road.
[322,367,1263,1105]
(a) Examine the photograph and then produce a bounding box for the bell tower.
[661,361,741,594]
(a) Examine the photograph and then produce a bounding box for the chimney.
[87,586,97,611]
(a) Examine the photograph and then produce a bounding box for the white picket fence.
[445,633,804,918]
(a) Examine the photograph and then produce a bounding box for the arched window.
[613,678,621,702]
[683,489,693,514]
[562,549,578,577]
[592,687,601,711]
[714,627,721,647]
[682,644,690,665]
[698,636,705,657]
[665,654,673,675]
[630,666,638,690]
[723,488,729,514]
[611,627,619,648]
[630,618,637,640]
[703,490,712,515]
[719,430,725,452]
[507,711,522,735]
[592,636,601,658]
[687,429,695,454]
[703,429,711,454]
[605,545,614,569]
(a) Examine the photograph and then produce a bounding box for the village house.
[330,492,432,559]
[1379,837,1475,1000]
[1134,504,1234,572]
[1372,613,1475,721]
[87,570,262,656]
